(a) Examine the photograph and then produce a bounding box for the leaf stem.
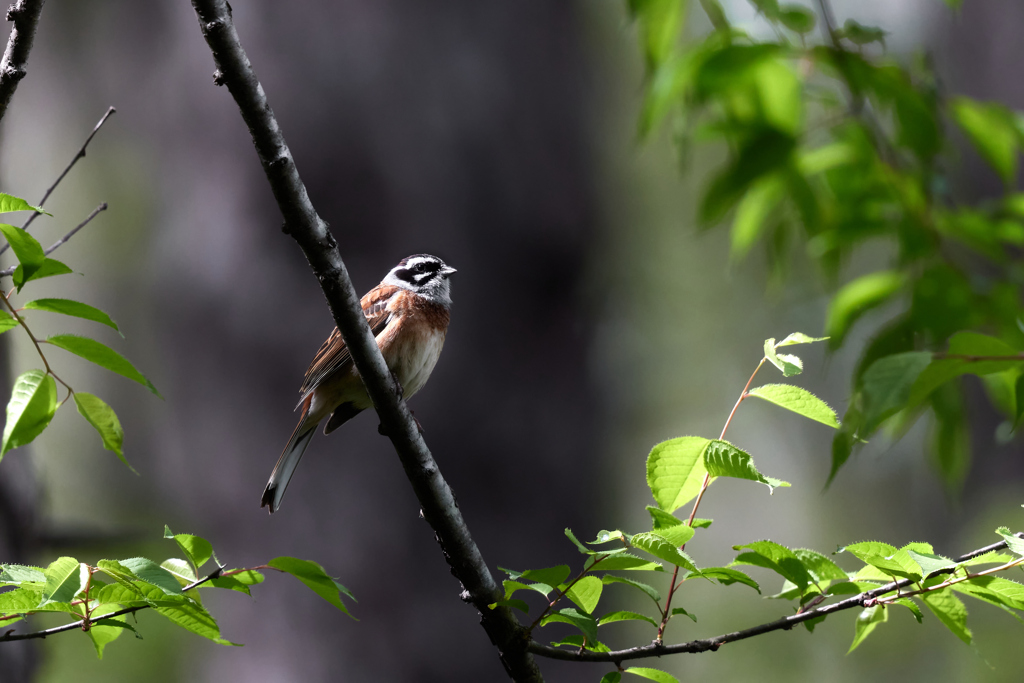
[0,288,72,392]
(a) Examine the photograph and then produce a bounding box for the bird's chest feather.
[381,296,450,398]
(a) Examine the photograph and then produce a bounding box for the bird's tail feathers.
[261,399,318,513]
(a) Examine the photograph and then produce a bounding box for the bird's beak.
[442,266,457,276]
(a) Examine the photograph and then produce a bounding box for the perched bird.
[261,254,456,513]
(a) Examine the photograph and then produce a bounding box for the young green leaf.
[23,298,121,335]
[208,569,265,596]
[747,384,840,428]
[920,589,972,644]
[0,564,46,586]
[670,606,696,622]
[119,557,183,595]
[792,549,847,582]
[155,599,237,645]
[46,335,159,396]
[995,527,1024,556]
[564,576,603,614]
[732,540,812,590]
[0,223,45,281]
[598,610,659,628]
[905,549,957,578]
[602,575,661,604]
[703,440,790,492]
[503,565,571,588]
[268,556,353,617]
[548,634,610,652]
[12,257,73,289]
[763,338,803,376]
[698,566,760,592]
[161,558,197,584]
[87,606,134,659]
[600,672,622,683]
[490,598,529,613]
[565,528,594,555]
[825,271,905,349]
[952,575,1024,611]
[646,436,712,513]
[776,332,829,347]
[39,557,85,606]
[848,604,887,653]
[0,193,47,214]
[892,598,924,623]
[0,310,18,335]
[2,369,57,458]
[73,392,130,470]
[838,19,886,46]
[630,533,698,572]
[778,4,816,33]
[586,553,664,572]
[540,607,598,645]
[624,667,681,683]
[650,524,694,548]
[163,526,215,572]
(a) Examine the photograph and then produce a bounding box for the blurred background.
[0,0,1021,681]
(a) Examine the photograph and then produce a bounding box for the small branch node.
[212,69,225,86]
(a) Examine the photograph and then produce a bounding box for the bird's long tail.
[261,398,318,514]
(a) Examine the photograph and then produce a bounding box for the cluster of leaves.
[628,0,1024,489]
[0,526,353,657]
[499,334,1024,680]
[0,192,154,469]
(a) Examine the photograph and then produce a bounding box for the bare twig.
[528,533,1023,664]
[0,568,223,642]
[0,0,45,124]
[0,203,107,278]
[187,2,542,681]
[13,107,115,236]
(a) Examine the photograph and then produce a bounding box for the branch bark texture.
[0,0,45,124]
[187,2,541,680]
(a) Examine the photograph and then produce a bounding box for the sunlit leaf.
[0,223,45,283]
[164,526,216,573]
[703,439,790,492]
[23,298,121,334]
[74,393,129,470]
[40,557,85,606]
[2,369,57,458]
[47,335,159,396]
[624,666,680,683]
[848,604,887,653]
[268,556,353,617]
[0,193,47,214]
[646,436,711,513]
[599,610,659,628]
[732,540,811,590]
[920,589,972,644]
[747,383,840,428]
[564,576,604,614]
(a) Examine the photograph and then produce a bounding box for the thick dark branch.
[528,534,1023,664]
[15,106,115,236]
[187,2,541,681]
[0,0,44,124]
[0,569,222,642]
[0,203,107,278]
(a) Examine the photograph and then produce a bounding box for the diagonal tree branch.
[0,0,45,124]
[527,533,1024,665]
[187,2,542,681]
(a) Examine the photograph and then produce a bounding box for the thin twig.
[0,287,70,392]
[0,0,45,124]
[187,2,543,681]
[0,203,107,278]
[528,533,1023,663]
[0,568,223,642]
[7,106,114,242]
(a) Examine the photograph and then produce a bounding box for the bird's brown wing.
[296,284,398,405]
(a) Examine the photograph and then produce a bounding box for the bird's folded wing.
[296,284,399,404]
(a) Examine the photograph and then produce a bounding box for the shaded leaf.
[599,610,659,628]
[951,97,1018,187]
[74,393,129,470]
[848,604,887,653]
[703,439,790,492]
[268,556,353,617]
[860,352,933,431]
[602,575,661,604]
[0,223,45,283]
[540,607,598,645]
[120,557,183,596]
[698,566,760,592]
[732,540,812,590]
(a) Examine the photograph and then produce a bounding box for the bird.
[261,254,456,513]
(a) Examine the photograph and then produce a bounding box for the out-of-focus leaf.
[838,19,886,46]
[647,436,711,513]
[731,174,785,260]
[860,352,933,432]
[700,127,796,225]
[0,310,18,336]
[825,271,905,349]
[778,4,815,33]
[2,369,57,458]
[908,332,1023,410]
[951,97,1019,187]
[747,383,840,429]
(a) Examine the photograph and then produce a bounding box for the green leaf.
[951,97,1018,187]
[908,333,1024,411]
[490,598,529,613]
[600,673,622,683]
[777,4,816,33]
[587,553,665,572]
[764,338,803,376]
[703,439,790,492]
[628,0,686,72]
[793,549,847,582]
[839,541,924,581]
[848,604,887,653]
[73,393,130,470]
[119,557,184,595]
[161,558,197,584]
[747,384,840,429]
[598,610,659,628]
[564,576,604,614]
[207,569,265,596]
[624,667,680,683]
[540,607,598,645]
[2,369,57,458]
[602,575,661,604]
[732,540,812,590]
[0,310,18,335]
[163,526,215,573]
[23,298,121,334]
[630,533,698,572]
[698,566,760,592]
[649,524,694,548]
[565,528,594,555]
[838,19,886,46]
[647,506,684,530]
[671,606,696,622]
[921,589,972,644]
[825,271,905,349]
[0,563,46,586]
[155,598,236,645]
[776,332,830,347]
[731,174,785,260]
[995,527,1024,557]
[13,257,73,289]
[503,579,552,600]
[860,352,933,432]
[0,193,46,214]
[87,607,135,659]
[501,565,571,588]
[0,223,45,282]
[94,560,147,598]
[548,634,610,652]
[268,556,353,617]
[46,335,159,396]
[952,576,1024,611]
[699,127,797,225]
[892,597,924,624]
[905,549,956,578]
[646,436,711,513]
[40,557,85,606]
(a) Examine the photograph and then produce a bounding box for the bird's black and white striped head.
[383,254,457,306]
